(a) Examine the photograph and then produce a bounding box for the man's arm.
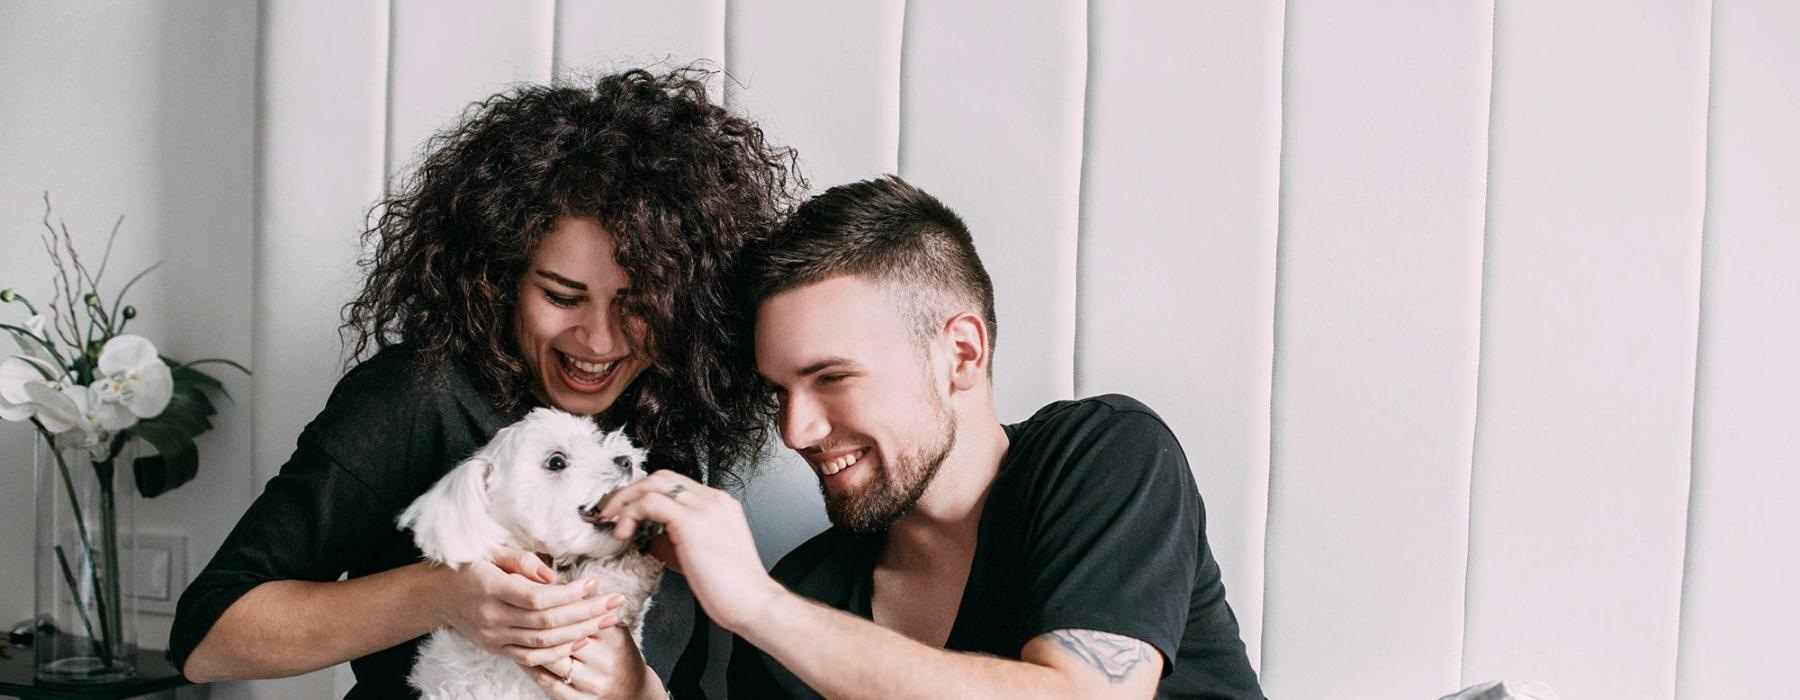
[742,589,1161,700]
[599,471,1163,700]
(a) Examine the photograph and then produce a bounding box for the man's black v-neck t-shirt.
[727,395,1263,699]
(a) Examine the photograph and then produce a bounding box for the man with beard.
[595,176,1263,699]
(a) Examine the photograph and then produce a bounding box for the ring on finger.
[666,484,686,501]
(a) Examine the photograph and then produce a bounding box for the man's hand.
[597,471,784,630]
[426,548,626,667]
[524,626,664,700]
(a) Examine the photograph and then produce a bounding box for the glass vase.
[33,430,140,684]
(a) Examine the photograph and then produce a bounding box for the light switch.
[127,533,186,615]
[135,546,170,600]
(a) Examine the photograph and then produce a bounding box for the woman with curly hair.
[169,68,800,699]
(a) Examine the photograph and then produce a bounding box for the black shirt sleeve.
[166,434,392,673]
[1011,404,1201,671]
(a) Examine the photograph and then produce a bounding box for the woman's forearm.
[182,562,442,682]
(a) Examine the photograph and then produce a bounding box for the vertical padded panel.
[1675,0,1800,696]
[555,0,724,80]
[386,0,553,178]
[1262,2,1492,697]
[256,1,388,486]
[256,6,389,693]
[1464,2,1709,698]
[724,0,902,187]
[725,0,905,567]
[898,0,1086,422]
[1076,0,1284,670]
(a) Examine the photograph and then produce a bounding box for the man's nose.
[781,393,829,452]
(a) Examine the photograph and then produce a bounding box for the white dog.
[399,408,664,700]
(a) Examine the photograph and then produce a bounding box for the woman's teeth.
[569,357,612,374]
[820,450,864,476]
[561,353,615,381]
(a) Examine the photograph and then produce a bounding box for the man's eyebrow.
[796,357,858,377]
[534,269,587,291]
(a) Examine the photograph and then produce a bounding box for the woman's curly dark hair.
[343,67,801,485]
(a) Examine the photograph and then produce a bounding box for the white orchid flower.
[23,379,87,434]
[90,335,172,427]
[0,355,47,421]
[4,314,57,365]
[25,382,113,459]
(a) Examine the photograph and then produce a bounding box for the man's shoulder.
[768,527,875,591]
[1012,393,1180,452]
[1020,391,1167,424]
[1002,393,1196,504]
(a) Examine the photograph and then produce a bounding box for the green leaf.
[127,420,199,498]
[177,357,251,376]
[165,357,234,401]
[155,395,212,436]
[124,357,237,498]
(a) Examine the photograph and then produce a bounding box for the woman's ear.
[398,456,508,567]
[942,311,991,392]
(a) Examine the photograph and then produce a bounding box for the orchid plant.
[3,196,245,672]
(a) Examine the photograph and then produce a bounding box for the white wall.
[0,0,259,694]
[2,1,1795,698]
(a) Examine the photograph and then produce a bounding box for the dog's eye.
[546,452,568,472]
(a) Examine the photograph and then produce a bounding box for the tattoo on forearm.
[1044,629,1150,684]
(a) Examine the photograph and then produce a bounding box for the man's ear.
[942,311,990,392]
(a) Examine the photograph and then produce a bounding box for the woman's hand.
[425,548,626,667]
[525,626,664,700]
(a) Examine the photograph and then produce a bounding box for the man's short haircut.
[748,175,998,364]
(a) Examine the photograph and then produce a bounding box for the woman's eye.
[546,452,568,472]
[544,290,581,308]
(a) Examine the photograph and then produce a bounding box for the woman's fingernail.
[599,614,619,627]
[573,638,589,651]
[583,580,598,595]
[607,593,625,608]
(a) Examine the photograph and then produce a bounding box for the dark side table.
[0,648,202,700]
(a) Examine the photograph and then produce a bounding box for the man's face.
[755,275,956,533]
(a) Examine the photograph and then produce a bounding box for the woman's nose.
[574,303,626,356]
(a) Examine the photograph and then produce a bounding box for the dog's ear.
[398,456,508,567]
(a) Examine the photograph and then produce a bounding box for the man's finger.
[607,490,688,541]
[600,471,702,519]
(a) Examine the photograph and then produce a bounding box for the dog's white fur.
[399,408,664,700]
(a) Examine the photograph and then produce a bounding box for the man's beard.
[822,394,956,534]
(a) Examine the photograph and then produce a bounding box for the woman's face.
[514,217,648,417]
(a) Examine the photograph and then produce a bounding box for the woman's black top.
[167,345,709,698]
